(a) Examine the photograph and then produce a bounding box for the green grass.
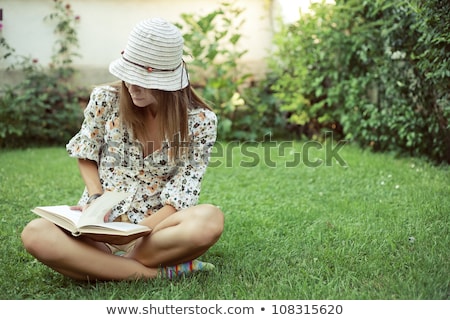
[0,141,448,300]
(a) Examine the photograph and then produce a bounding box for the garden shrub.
[410,0,450,162]
[0,0,86,148]
[270,2,345,140]
[239,74,288,140]
[177,2,283,141]
[178,2,287,141]
[269,0,450,163]
[0,64,86,148]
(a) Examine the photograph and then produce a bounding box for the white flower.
[391,51,406,60]
[230,92,245,107]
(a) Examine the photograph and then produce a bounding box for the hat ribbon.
[121,51,181,73]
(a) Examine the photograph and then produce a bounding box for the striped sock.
[159,260,215,279]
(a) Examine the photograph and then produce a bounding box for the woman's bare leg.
[21,204,224,281]
[21,218,157,281]
[129,204,224,266]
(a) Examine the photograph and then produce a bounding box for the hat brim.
[109,57,189,91]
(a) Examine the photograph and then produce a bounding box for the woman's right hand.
[70,205,85,212]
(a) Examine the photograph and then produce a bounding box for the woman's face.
[124,82,157,108]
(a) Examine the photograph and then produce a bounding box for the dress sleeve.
[160,109,217,210]
[66,86,118,163]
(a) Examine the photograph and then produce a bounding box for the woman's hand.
[69,204,86,212]
[69,204,112,222]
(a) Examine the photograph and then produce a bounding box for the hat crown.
[109,18,189,91]
[124,18,184,70]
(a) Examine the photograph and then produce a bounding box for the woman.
[21,18,224,281]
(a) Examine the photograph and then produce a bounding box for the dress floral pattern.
[66,86,217,224]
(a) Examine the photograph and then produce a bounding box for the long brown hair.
[118,81,211,161]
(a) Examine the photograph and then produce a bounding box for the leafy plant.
[269,2,345,140]
[269,0,450,163]
[176,2,253,140]
[45,0,81,77]
[0,0,86,148]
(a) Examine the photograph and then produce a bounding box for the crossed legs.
[21,204,224,281]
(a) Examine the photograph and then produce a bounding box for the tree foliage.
[269,0,450,163]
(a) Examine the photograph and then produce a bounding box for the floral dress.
[66,86,217,224]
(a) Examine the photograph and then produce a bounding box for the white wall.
[0,0,276,86]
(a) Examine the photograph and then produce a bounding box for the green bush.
[178,2,287,141]
[239,74,288,140]
[269,0,450,163]
[410,0,450,161]
[177,2,256,140]
[269,2,339,140]
[0,65,85,148]
[0,0,86,148]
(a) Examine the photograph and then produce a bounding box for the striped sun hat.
[109,18,189,91]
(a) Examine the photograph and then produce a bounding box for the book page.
[46,205,83,224]
[31,205,82,234]
[78,191,131,227]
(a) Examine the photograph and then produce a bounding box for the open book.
[31,191,151,243]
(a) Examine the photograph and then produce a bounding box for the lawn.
[0,141,448,300]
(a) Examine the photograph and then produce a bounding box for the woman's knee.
[21,218,62,259]
[189,204,224,247]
